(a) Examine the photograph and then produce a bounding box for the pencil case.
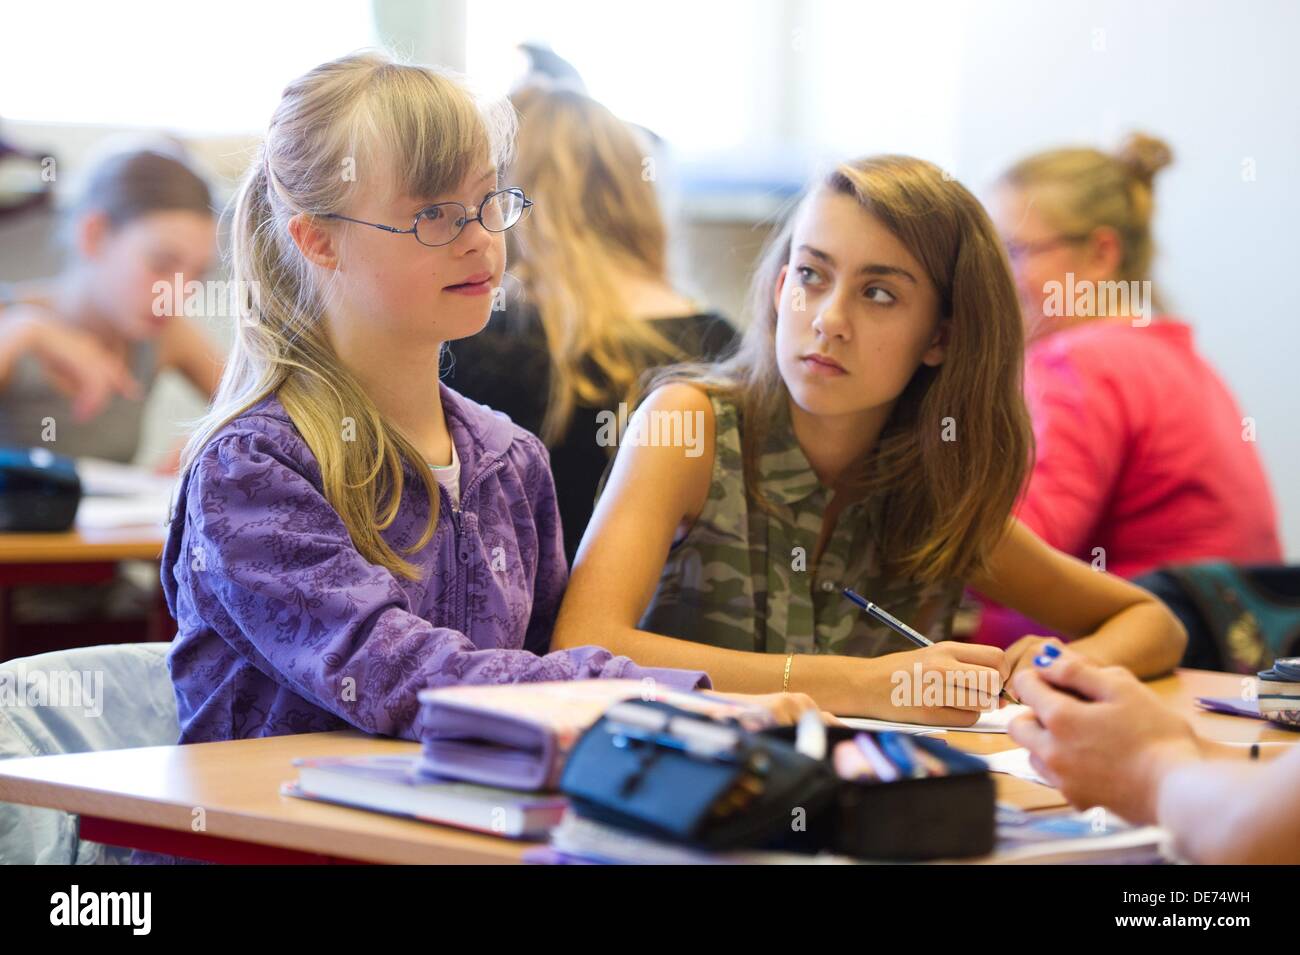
[559,699,841,852]
[559,701,995,860]
[763,723,997,861]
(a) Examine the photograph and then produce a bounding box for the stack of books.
[527,804,1170,865]
[1257,658,1300,727]
[282,754,566,839]
[282,681,766,842]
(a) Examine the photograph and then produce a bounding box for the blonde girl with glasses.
[161,51,817,754]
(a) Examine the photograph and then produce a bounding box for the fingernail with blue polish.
[1042,644,1061,658]
[1033,653,1054,667]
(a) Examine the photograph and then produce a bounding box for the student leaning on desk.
[1010,648,1300,864]
[554,154,1188,721]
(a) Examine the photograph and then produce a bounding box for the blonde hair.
[1001,132,1174,288]
[643,156,1034,586]
[183,50,515,579]
[505,86,686,444]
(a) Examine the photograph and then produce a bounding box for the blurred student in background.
[975,133,1281,648]
[0,145,223,627]
[0,145,224,467]
[447,86,737,562]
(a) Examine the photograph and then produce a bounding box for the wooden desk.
[0,524,164,565]
[0,669,1293,864]
[0,522,168,660]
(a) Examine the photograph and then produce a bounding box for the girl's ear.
[287,213,340,270]
[75,211,110,260]
[921,318,950,367]
[1083,225,1124,281]
[773,264,789,314]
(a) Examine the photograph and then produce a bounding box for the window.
[0,0,376,132]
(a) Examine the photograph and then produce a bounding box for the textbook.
[537,811,828,865]
[984,805,1170,864]
[534,805,1169,865]
[1256,659,1300,726]
[284,754,567,839]
[416,680,773,791]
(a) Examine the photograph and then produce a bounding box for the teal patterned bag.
[1149,562,1300,674]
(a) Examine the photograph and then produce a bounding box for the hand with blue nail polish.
[1005,634,1066,681]
[1007,653,1203,828]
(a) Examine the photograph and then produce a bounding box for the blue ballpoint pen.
[841,587,1020,705]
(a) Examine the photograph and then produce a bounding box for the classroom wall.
[3,0,1296,559]
[947,0,1300,559]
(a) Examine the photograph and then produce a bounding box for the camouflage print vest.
[637,392,964,656]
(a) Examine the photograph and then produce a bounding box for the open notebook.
[835,703,1029,735]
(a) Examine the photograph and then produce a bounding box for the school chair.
[0,642,178,863]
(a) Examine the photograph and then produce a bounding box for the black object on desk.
[0,447,82,532]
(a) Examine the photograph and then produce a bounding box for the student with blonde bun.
[976,134,1282,648]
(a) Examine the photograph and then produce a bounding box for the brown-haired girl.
[554,155,1187,723]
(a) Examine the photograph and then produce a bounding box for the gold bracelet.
[782,653,794,692]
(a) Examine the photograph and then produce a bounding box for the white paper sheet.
[975,746,1050,785]
[836,703,1029,735]
[73,458,174,529]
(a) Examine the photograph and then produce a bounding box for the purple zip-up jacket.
[161,383,711,747]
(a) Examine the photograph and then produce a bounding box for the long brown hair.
[645,155,1034,586]
[183,51,515,580]
[505,86,686,444]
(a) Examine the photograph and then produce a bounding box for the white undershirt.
[429,442,460,511]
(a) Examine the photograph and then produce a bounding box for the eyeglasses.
[321,187,533,248]
[1004,232,1092,262]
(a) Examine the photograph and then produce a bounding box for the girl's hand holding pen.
[866,642,1011,726]
[842,587,1013,722]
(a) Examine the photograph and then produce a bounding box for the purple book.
[1194,696,1261,719]
[417,680,773,790]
